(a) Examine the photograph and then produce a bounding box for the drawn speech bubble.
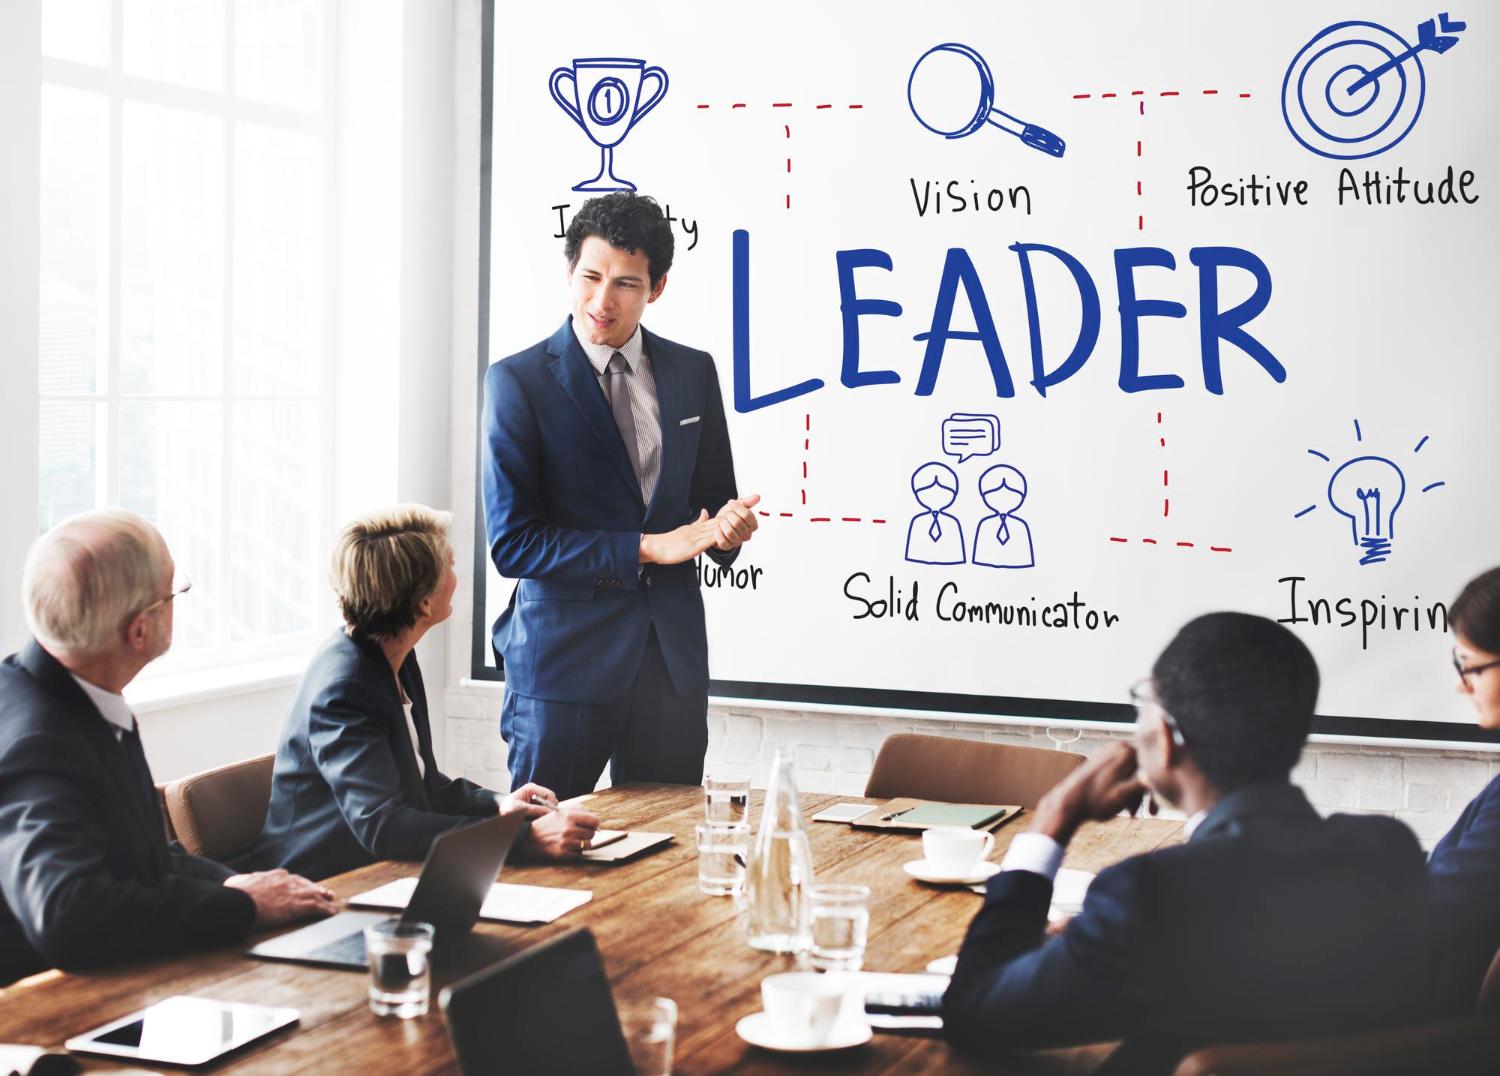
[942,413,1001,463]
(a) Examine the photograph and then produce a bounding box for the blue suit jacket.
[0,641,254,984]
[944,784,1430,1075]
[246,630,500,881]
[482,319,739,704]
[1428,773,1500,1013]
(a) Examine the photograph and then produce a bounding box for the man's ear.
[124,614,149,654]
[647,272,668,303]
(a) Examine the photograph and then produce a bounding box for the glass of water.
[616,995,676,1076]
[808,884,870,972]
[696,820,749,896]
[703,772,750,825]
[365,919,434,1018]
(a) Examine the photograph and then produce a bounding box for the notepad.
[349,878,592,924]
[578,830,673,862]
[884,803,1010,828]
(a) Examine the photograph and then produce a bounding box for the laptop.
[440,928,634,1076]
[247,811,525,970]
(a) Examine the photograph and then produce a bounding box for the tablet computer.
[64,995,298,1067]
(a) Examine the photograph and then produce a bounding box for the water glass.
[808,884,870,972]
[696,821,749,896]
[365,919,434,1018]
[703,773,750,825]
[616,995,676,1075]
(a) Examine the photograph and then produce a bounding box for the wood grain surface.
[0,785,1181,1073]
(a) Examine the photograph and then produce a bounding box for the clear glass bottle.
[743,749,814,953]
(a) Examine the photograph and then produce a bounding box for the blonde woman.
[247,506,595,880]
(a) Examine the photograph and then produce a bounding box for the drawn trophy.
[549,57,669,192]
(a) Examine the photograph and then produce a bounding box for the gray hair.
[23,509,169,657]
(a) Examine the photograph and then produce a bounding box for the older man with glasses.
[943,612,1431,1075]
[0,509,335,985]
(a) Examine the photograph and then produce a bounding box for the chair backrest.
[441,928,634,1076]
[162,753,275,861]
[864,733,1085,808]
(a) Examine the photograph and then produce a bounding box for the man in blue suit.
[483,193,758,798]
[943,613,1430,1074]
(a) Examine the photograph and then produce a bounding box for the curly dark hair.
[564,193,674,286]
[1152,612,1319,790]
[1451,567,1500,654]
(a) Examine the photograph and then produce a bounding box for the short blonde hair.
[331,505,453,639]
[23,509,169,657]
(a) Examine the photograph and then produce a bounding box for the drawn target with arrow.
[1281,13,1467,160]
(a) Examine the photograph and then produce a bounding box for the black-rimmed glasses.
[1453,648,1500,684]
[1130,678,1187,748]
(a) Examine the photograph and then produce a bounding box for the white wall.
[437,0,1497,849]
[0,2,40,655]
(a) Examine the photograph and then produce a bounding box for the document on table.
[349,877,592,924]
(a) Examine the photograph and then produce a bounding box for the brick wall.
[444,689,1499,850]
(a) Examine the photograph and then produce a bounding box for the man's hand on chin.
[1028,742,1147,847]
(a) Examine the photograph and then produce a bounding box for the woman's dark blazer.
[246,629,499,881]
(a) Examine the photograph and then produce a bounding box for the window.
[39,0,336,674]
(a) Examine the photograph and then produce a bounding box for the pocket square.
[679,415,701,426]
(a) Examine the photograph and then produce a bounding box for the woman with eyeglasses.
[1427,565,1500,1012]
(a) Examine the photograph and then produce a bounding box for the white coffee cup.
[921,826,994,875]
[760,972,846,1045]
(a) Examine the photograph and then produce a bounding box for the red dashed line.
[772,102,792,107]
[786,159,791,172]
[779,512,793,518]
[1138,215,1144,231]
[816,103,831,109]
[696,104,710,109]
[801,413,810,506]
[1164,498,1170,517]
[802,462,808,479]
[841,517,861,522]
[1072,89,1250,98]
[758,511,770,517]
[848,104,862,109]
[731,102,746,109]
[1162,469,1169,486]
[810,517,831,523]
[755,511,886,526]
[1136,140,1142,156]
[786,194,791,209]
[1108,537,1233,553]
[872,519,887,524]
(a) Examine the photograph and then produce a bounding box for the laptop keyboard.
[305,931,368,965]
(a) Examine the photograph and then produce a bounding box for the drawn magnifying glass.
[907,42,1066,158]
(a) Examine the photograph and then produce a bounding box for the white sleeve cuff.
[1000,832,1064,882]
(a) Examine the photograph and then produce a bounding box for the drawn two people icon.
[904,462,1034,568]
[906,463,966,565]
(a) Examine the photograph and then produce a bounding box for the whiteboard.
[475,0,1500,739]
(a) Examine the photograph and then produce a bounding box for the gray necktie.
[604,352,644,495]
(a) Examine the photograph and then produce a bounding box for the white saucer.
[735,1012,873,1053]
[903,859,1001,886]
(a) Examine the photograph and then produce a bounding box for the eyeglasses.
[127,570,192,626]
[1130,678,1187,748]
[1453,648,1500,684]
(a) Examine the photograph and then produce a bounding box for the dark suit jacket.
[0,641,256,985]
[944,783,1430,1075]
[1428,772,1500,1013]
[482,318,739,705]
[246,629,500,881]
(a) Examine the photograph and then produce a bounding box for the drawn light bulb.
[1327,455,1405,565]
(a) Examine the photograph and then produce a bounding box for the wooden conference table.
[0,785,1182,1074]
